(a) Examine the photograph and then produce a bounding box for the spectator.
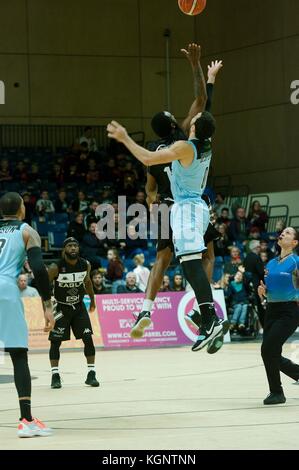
[77,143,90,181]
[260,239,274,261]
[64,163,79,184]
[117,272,142,294]
[71,190,89,213]
[67,212,86,242]
[214,193,232,218]
[79,126,98,152]
[0,159,12,182]
[213,273,231,299]
[80,222,107,269]
[17,274,39,298]
[260,252,268,267]
[84,200,99,229]
[248,200,268,234]
[135,191,146,206]
[86,159,100,184]
[133,253,150,292]
[214,223,231,258]
[228,207,250,245]
[27,163,41,184]
[13,161,27,183]
[224,247,243,276]
[217,207,231,226]
[172,274,185,292]
[243,239,265,326]
[91,270,112,295]
[55,189,69,213]
[36,190,55,216]
[22,192,35,225]
[159,275,172,292]
[125,224,148,258]
[227,271,249,332]
[106,248,124,288]
[50,163,64,186]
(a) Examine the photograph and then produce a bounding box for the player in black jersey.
[130,45,225,353]
[47,237,99,388]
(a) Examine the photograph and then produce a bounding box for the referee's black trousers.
[261,302,299,393]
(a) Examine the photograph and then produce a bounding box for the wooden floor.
[0,342,299,450]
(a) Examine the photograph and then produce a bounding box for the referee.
[258,227,299,405]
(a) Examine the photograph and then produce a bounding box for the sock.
[87,364,95,372]
[198,302,217,325]
[142,299,153,313]
[51,367,59,375]
[19,399,32,422]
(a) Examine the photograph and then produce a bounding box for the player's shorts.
[0,277,28,350]
[170,199,210,257]
[49,301,93,342]
[204,222,221,245]
[156,206,175,253]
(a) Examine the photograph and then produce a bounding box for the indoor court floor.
[0,342,299,450]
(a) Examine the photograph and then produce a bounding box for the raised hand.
[107,121,128,143]
[181,43,201,68]
[207,60,223,83]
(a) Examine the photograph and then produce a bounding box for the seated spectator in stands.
[135,190,146,206]
[22,192,35,225]
[77,144,90,182]
[227,271,249,332]
[248,200,268,234]
[260,252,268,267]
[49,162,64,186]
[67,212,86,242]
[18,274,39,298]
[124,224,148,258]
[214,223,231,258]
[172,274,185,292]
[13,161,28,183]
[27,163,41,184]
[104,157,121,183]
[217,207,231,226]
[36,190,55,216]
[214,193,232,218]
[84,200,99,229]
[224,246,243,276]
[260,239,274,260]
[71,190,89,213]
[79,126,98,153]
[159,275,172,292]
[55,189,69,213]
[80,222,107,269]
[106,248,124,290]
[213,273,231,300]
[117,272,142,294]
[64,163,79,184]
[133,253,150,292]
[122,173,137,198]
[91,270,112,295]
[86,158,100,184]
[0,159,12,182]
[228,207,250,245]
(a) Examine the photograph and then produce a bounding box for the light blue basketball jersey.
[170,139,212,202]
[0,219,27,281]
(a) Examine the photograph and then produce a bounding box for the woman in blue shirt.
[258,227,299,405]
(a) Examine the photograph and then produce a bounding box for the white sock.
[88,364,95,372]
[51,367,59,375]
[142,299,154,313]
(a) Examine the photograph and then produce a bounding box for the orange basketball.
[178,0,207,16]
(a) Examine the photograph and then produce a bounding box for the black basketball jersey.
[53,257,88,305]
[147,128,187,203]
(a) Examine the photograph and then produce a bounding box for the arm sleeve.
[205,83,214,112]
[27,247,51,301]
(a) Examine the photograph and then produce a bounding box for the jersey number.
[0,239,7,256]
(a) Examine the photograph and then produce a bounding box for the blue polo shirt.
[265,254,299,302]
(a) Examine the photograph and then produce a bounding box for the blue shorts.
[0,278,28,350]
[170,199,210,257]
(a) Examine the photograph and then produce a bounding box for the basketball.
[178,0,207,16]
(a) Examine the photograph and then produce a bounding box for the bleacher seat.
[48,231,67,250]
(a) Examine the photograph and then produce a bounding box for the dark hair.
[221,207,229,213]
[292,228,299,242]
[0,192,22,217]
[151,111,178,138]
[194,111,216,142]
[84,126,92,132]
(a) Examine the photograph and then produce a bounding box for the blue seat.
[31,219,52,237]
[48,231,67,249]
[53,213,69,224]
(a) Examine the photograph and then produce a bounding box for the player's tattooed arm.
[181,43,207,133]
[145,172,158,206]
[85,262,96,313]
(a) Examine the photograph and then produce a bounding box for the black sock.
[19,399,32,422]
[181,258,217,325]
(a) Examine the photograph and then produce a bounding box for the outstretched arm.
[205,60,223,112]
[181,43,207,134]
[107,121,194,166]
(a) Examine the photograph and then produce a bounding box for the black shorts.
[204,223,220,245]
[49,302,93,342]
[156,204,174,253]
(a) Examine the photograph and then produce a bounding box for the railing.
[266,205,289,232]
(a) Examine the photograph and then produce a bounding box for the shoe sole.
[18,430,53,438]
[192,324,224,352]
[206,320,230,354]
[51,385,62,389]
[85,382,100,387]
[263,400,286,405]
[130,317,151,339]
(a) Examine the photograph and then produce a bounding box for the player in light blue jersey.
[107,110,227,351]
[258,227,299,405]
[0,192,55,437]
